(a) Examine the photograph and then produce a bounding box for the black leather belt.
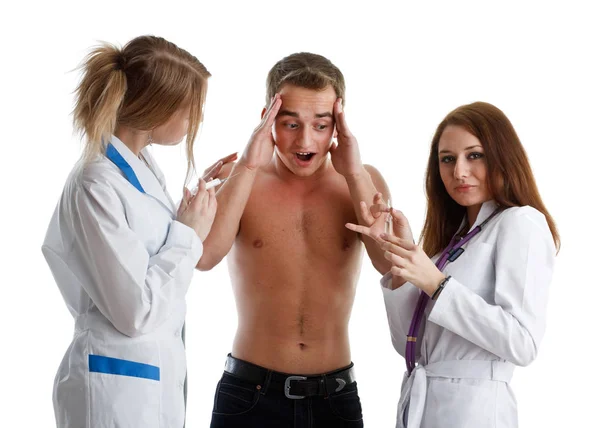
[224,354,356,399]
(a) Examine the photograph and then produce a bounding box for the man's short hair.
[266,52,346,106]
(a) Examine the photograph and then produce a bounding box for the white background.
[1,0,598,426]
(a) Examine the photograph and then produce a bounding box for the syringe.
[191,173,239,195]
[385,199,393,234]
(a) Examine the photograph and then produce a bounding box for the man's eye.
[440,156,455,163]
[286,123,299,129]
[316,124,328,130]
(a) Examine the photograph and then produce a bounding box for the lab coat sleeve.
[427,207,555,366]
[73,178,203,337]
[381,272,423,359]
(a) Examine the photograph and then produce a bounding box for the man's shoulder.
[362,164,389,195]
[363,163,382,177]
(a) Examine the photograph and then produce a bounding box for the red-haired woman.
[347,102,559,428]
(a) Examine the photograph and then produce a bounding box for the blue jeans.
[209,362,364,427]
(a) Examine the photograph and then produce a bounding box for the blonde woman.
[42,36,226,428]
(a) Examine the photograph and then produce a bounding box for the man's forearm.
[196,163,257,271]
[345,167,392,275]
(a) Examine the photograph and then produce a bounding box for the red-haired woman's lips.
[456,185,475,193]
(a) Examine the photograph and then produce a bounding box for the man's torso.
[227,163,363,374]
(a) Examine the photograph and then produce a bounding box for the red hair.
[420,102,560,256]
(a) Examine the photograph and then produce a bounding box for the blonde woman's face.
[151,106,190,146]
[438,125,491,207]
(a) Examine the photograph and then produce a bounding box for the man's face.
[271,84,337,177]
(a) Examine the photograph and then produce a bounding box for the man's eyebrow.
[275,110,334,119]
[276,110,299,118]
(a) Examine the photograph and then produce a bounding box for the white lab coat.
[381,200,554,428]
[42,136,202,428]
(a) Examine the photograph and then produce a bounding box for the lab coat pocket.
[423,378,496,428]
[88,354,161,427]
[453,242,495,297]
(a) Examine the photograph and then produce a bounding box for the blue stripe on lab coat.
[88,354,160,381]
[105,143,146,194]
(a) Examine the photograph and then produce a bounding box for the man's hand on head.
[239,94,282,171]
[329,98,364,179]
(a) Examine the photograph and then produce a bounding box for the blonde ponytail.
[72,36,210,180]
[73,43,127,161]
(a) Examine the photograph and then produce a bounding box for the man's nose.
[296,126,311,148]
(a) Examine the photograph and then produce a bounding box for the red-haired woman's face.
[438,125,492,208]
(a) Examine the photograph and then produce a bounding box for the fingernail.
[380,233,387,239]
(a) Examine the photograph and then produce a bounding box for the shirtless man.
[199,53,391,428]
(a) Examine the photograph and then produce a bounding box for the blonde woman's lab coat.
[42,136,202,428]
[381,200,554,428]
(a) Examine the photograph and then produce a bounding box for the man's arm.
[329,98,392,275]
[195,163,257,270]
[345,165,392,275]
[196,94,282,271]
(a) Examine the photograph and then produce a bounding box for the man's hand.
[329,98,363,178]
[344,193,389,243]
[345,193,415,244]
[239,94,282,171]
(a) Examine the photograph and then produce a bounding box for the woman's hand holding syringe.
[191,172,240,195]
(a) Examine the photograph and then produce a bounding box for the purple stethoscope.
[405,207,502,375]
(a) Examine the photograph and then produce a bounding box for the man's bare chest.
[238,180,360,256]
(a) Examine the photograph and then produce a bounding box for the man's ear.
[261,107,267,119]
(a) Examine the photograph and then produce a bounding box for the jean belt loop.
[260,370,272,396]
[321,374,330,398]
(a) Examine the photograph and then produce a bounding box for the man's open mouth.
[295,152,315,162]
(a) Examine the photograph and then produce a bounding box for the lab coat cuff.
[380,271,394,289]
[381,272,417,297]
[167,221,204,260]
[427,276,458,323]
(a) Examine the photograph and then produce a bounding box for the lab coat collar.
[458,199,499,235]
[108,136,175,213]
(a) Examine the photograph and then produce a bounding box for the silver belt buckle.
[284,375,307,399]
